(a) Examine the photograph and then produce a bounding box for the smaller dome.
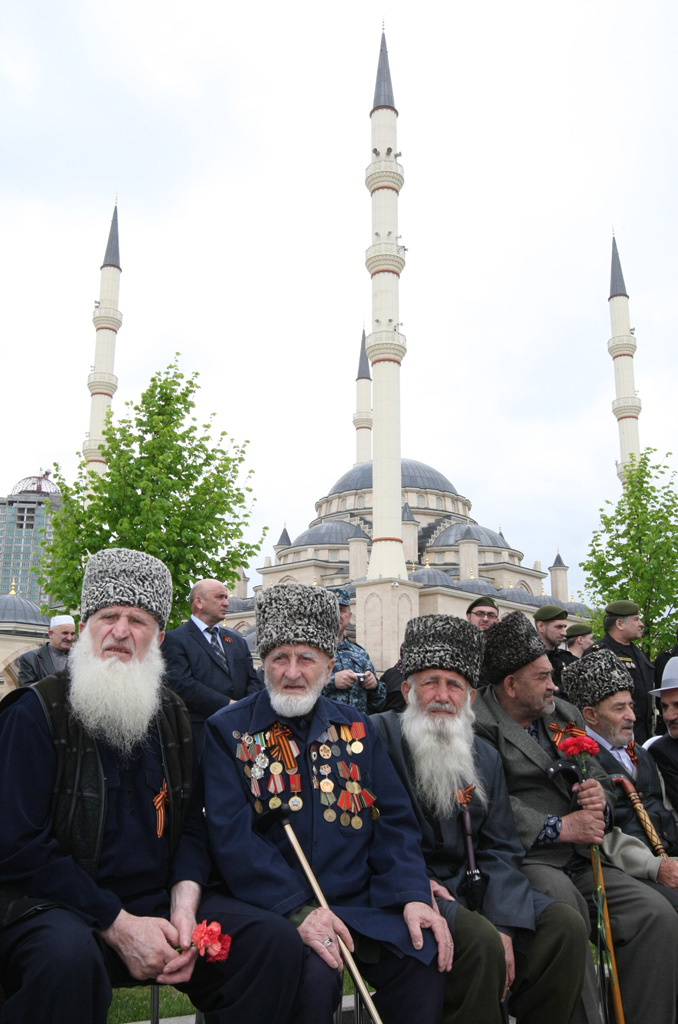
[451,578,499,596]
[566,601,591,617]
[0,593,50,626]
[408,567,454,589]
[226,597,255,613]
[11,472,60,496]
[494,588,539,607]
[291,522,370,547]
[432,523,509,549]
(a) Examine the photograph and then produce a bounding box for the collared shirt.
[586,726,635,777]
[191,613,224,654]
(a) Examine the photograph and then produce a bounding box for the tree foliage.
[39,358,265,628]
[580,448,678,658]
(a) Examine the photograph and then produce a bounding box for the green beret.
[533,604,568,623]
[466,596,498,615]
[605,600,640,617]
[566,622,593,639]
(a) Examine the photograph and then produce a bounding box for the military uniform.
[322,636,385,714]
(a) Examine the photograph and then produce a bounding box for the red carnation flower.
[558,736,600,758]
[192,920,232,963]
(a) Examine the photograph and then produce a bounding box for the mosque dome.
[0,593,49,626]
[432,523,509,549]
[10,472,60,496]
[226,597,255,613]
[291,521,370,547]
[494,587,539,607]
[328,459,457,497]
[451,578,499,596]
[408,567,454,588]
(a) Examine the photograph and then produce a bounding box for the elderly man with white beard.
[0,548,309,1024]
[203,582,453,1024]
[373,614,587,1024]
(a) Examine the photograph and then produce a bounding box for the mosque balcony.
[365,243,406,276]
[87,371,118,395]
[365,330,407,362]
[365,161,404,193]
[82,438,103,459]
[612,396,642,419]
[92,307,123,331]
[353,412,373,429]
[607,335,637,358]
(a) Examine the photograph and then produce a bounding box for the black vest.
[596,744,678,855]
[0,674,193,927]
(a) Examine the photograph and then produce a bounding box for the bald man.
[161,580,261,749]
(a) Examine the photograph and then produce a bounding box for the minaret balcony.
[365,161,404,193]
[92,307,123,331]
[365,243,406,276]
[607,335,637,358]
[612,396,642,419]
[365,330,407,362]
[353,412,373,429]
[87,371,119,396]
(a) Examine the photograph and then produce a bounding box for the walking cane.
[256,803,384,1024]
[612,776,669,858]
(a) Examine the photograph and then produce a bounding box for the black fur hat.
[481,611,546,686]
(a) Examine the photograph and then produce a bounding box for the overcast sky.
[2,0,676,601]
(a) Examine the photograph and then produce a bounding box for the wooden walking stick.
[589,841,625,1024]
[612,775,669,858]
[256,803,384,1024]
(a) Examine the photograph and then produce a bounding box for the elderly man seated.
[373,613,586,1024]
[203,583,453,1024]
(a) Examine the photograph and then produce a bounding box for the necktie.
[206,625,228,666]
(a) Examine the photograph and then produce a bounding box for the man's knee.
[536,902,589,960]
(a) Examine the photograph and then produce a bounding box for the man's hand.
[333,669,357,691]
[100,909,182,981]
[361,670,378,690]
[573,778,606,813]
[657,858,678,889]
[429,879,455,903]
[158,879,201,985]
[297,907,354,970]
[403,901,453,973]
[498,932,515,1001]
[559,810,605,845]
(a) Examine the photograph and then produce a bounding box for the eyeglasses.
[471,611,498,620]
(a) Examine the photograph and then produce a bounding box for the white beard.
[401,687,487,818]
[265,671,328,719]
[68,625,164,759]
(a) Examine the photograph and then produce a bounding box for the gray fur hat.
[81,548,173,629]
[563,649,634,709]
[481,610,546,685]
[402,614,484,687]
[256,583,339,660]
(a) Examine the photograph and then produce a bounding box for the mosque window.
[330,549,338,562]
[435,496,443,510]
[357,495,365,509]
[340,499,347,511]
[293,552,301,562]
[416,494,425,508]
[436,552,444,564]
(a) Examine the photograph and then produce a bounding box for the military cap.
[81,548,173,629]
[605,600,640,617]
[563,649,633,710]
[533,604,568,622]
[466,596,498,615]
[566,622,593,640]
[402,614,484,687]
[256,583,339,660]
[481,610,547,686]
[331,588,352,607]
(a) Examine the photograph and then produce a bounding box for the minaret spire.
[364,33,407,579]
[353,328,372,465]
[83,205,122,474]
[607,235,641,482]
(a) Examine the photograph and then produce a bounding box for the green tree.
[580,448,678,658]
[39,358,264,628]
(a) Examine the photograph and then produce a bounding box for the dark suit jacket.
[161,619,261,746]
[16,643,58,686]
[650,735,678,815]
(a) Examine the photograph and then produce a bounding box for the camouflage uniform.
[322,637,385,714]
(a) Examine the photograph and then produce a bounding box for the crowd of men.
[4,553,678,1024]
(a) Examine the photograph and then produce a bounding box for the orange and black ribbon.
[267,723,296,770]
[549,721,587,747]
[153,779,168,839]
[626,741,638,767]
[456,785,475,808]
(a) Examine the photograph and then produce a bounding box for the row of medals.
[235,725,379,831]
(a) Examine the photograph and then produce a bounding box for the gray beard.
[265,672,327,719]
[68,625,164,759]
[401,688,487,819]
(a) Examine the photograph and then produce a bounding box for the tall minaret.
[353,329,372,465]
[364,33,407,580]
[607,235,641,482]
[83,206,122,474]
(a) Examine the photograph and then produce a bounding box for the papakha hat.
[81,548,173,629]
[534,604,568,622]
[563,649,633,710]
[466,596,498,615]
[481,611,546,686]
[402,614,484,687]
[256,583,339,660]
